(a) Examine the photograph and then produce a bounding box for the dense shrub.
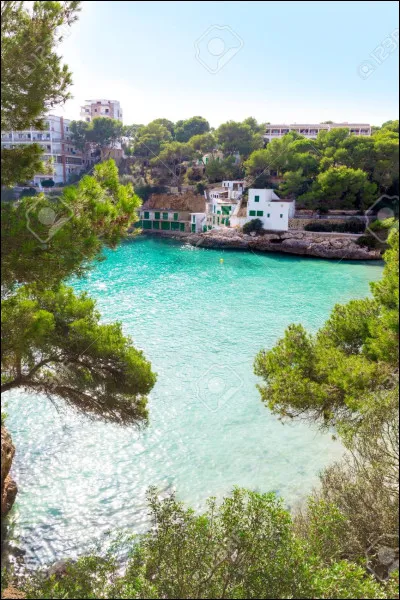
[195,182,206,195]
[134,184,168,202]
[368,217,396,231]
[18,487,398,599]
[242,218,263,234]
[19,187,38,198]
[40,178,55,188]
[295,397,399,570]
[304,219,365,233]
[356,234,382,249]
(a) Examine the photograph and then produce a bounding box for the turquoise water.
[6,238,383,566]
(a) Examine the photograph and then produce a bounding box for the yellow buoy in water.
[220,258,224,264]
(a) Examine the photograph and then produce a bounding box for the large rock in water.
[1,426,17,517]
[187,229,382,260]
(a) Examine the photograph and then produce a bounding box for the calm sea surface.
[6,238,383,565]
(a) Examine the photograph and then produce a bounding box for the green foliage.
[2,159,157,423]
[19,487,397,599]
[205,156,243,183]
[195,182,206,195]
[1,283,156,424]
[216,120,262,158]
[296,395,399,569]
[69,120,90,151]
[188,132,216,154]
[1,1,80,187]
[243,218,263,234]
[1,144,44,187]
[254,229,399,428]
[40,178,55,188]
[301,166,377,210]
[356,234,381,249]
[279,168,310,197]
[134,184,168,202]
[204,157,225,183]
[369,217,397,231]
[132,122,172,158]
[20,187,38,198]
[150,141,194,183]
[149,118,175,136]
[243,126,399,208]
[304,219,365,233]
[89,117,123,148]
[381,120,399,133]
[2,160,142,292]
[175,116,210,142]
[69,118,123,153]
[1,1,80,132]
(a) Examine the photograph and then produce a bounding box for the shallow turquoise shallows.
[6,238,383,566]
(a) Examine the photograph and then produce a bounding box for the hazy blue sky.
[59,1,399,127]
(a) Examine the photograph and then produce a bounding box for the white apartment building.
[1,114,84,185]
[80,99,123,123]
[264,122,371,142]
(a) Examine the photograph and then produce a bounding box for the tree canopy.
[1,0,81,187]
[254,228,399,431]
[69,117,123,154]
[174,116,210,142]
[242,126,399,206]
[1,2,156,428]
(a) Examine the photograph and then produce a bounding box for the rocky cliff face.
[1,426,17,517]
[187,229,382,260]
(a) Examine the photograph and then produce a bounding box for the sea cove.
[6,238,383,566]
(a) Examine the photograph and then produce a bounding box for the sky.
[58,0,399,127]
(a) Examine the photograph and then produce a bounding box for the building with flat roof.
[264,122,371,142]
[1,114,85,185]
[80,99,123,123]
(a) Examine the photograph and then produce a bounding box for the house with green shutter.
[240,189,295,231]
[204,181,245,231]
[136,192,207,233]
[137,209,189,232]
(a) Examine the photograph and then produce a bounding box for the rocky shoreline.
[141,229,382,260]
[1,426,17,518]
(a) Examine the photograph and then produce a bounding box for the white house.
[190,213,206,233]
[222,180,245,200]
[245,189,295,231]
[205,185,241,230]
